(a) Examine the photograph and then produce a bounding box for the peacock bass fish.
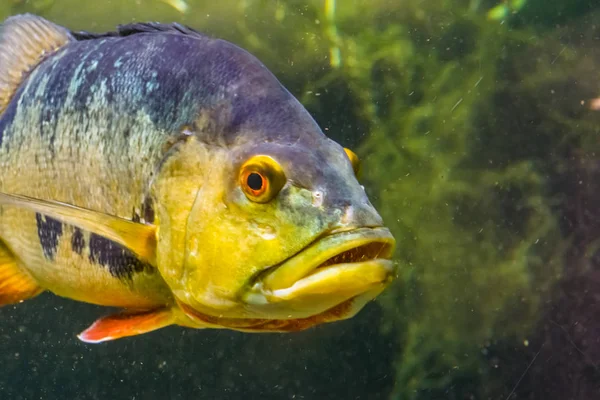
[0,14,396,343]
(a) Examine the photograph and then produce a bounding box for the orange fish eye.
[239,155,286,203]
[343,148,361,177]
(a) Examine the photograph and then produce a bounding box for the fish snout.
[336,200,384,230]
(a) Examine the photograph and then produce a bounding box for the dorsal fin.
[71,22,208,41]
[0,14,72,114]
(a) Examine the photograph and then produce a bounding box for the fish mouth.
[241,227,397,318]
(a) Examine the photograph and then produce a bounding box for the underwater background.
[1,0,600,399]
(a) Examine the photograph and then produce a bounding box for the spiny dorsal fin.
[0,14,72,114]
[71,22,208,41]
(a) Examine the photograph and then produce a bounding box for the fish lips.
[241,227,397,318]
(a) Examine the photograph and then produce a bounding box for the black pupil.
[247,173,263,191]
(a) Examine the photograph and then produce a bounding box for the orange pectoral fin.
[0,240,42,305]
[77,308,174,343]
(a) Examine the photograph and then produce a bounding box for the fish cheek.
[277,186,332,239]
[174,183,292,312]
[177,187,266,310]
[175,185,328,316]
[235,187,328,274]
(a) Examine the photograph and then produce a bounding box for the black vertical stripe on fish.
[35,213,63,260]
[71,227,85,255]
[142,196,155,224]
[132,209,141,223]
[88,233,149,279]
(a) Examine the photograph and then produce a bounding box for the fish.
[0,14,396,343]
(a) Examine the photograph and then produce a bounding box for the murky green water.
[1,1,600,399]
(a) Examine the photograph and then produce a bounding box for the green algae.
[334,7,566,398]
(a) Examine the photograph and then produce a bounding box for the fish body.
[0,15,396,342]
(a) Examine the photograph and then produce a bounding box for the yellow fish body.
[0,14,396,343]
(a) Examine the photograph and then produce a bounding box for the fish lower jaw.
[176,287,386,333]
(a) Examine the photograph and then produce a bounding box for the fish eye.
[344,148,361,177]
[239,155,286,203]
[247,173,263,191]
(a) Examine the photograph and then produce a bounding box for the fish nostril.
[312,190,324,207]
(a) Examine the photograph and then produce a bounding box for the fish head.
[153,126,396,331]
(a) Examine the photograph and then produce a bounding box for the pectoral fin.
[78,308,174,343]
[0,192,157,265]
[0,240,42,305]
